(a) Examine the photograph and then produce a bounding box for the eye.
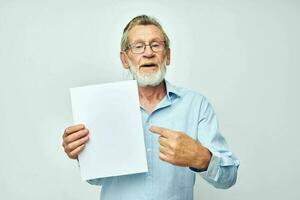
[151,42,160,48]
[133,43,144,49]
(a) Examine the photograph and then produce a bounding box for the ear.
[166,48,171,65]
[120,51,129,69]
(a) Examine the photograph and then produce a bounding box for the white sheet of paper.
[70,80,148,180]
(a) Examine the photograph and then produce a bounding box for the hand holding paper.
[62,124,89,159]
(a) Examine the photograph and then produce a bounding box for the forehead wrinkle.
[128,25,164,44]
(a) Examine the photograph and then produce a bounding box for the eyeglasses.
[126,41,166,54]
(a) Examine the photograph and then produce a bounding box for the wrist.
[190,146,212,170]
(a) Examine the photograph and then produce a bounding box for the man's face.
[120,25,170,87]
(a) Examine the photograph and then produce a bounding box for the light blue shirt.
[87,80,239,200]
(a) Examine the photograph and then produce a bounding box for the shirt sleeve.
[189,96,240,189]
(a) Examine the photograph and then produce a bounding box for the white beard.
[128,58,167,87]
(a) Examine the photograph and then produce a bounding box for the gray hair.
[121,15,170,51]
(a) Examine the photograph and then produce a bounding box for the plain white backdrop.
[0,0,299,199]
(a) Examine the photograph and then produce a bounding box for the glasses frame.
[125,41,166,54]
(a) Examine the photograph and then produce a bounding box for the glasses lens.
[132,43,145,54]
[150,42,163,52]
[151,42,164,52]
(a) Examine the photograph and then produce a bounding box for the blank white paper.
[70,80,148,180]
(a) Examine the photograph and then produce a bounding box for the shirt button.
[147,148,151,152]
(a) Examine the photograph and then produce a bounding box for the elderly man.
[62,15,239,200]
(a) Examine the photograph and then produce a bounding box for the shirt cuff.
[189,153,222,181]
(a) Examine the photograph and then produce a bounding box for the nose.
[143,45,155,58]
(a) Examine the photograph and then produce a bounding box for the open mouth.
[139,63,157,68]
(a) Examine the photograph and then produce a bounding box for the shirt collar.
[164,79,181,101]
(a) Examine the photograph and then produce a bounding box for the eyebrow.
[131,38,164,44]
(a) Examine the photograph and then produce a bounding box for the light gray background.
[0,0,299,199]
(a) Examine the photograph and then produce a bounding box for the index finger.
[64,124,85,136]
[149,125,173,138]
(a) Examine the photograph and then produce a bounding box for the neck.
[137,80,167,113]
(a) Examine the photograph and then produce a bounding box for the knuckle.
[158,138,162,144]
[159,146,163,152]
[79,137,85,143]
[66,144,73,152]
[64,128,70,134]
[170,151,175,157]
[81,129,88,136]
[174,134,179,140]
[69,152,75,159]
[175,133,182,139]
[77,139,84,146]
[79,144,85,150]
[159,153,164,160]
[64,137,70,144]
[73,131,82,138]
